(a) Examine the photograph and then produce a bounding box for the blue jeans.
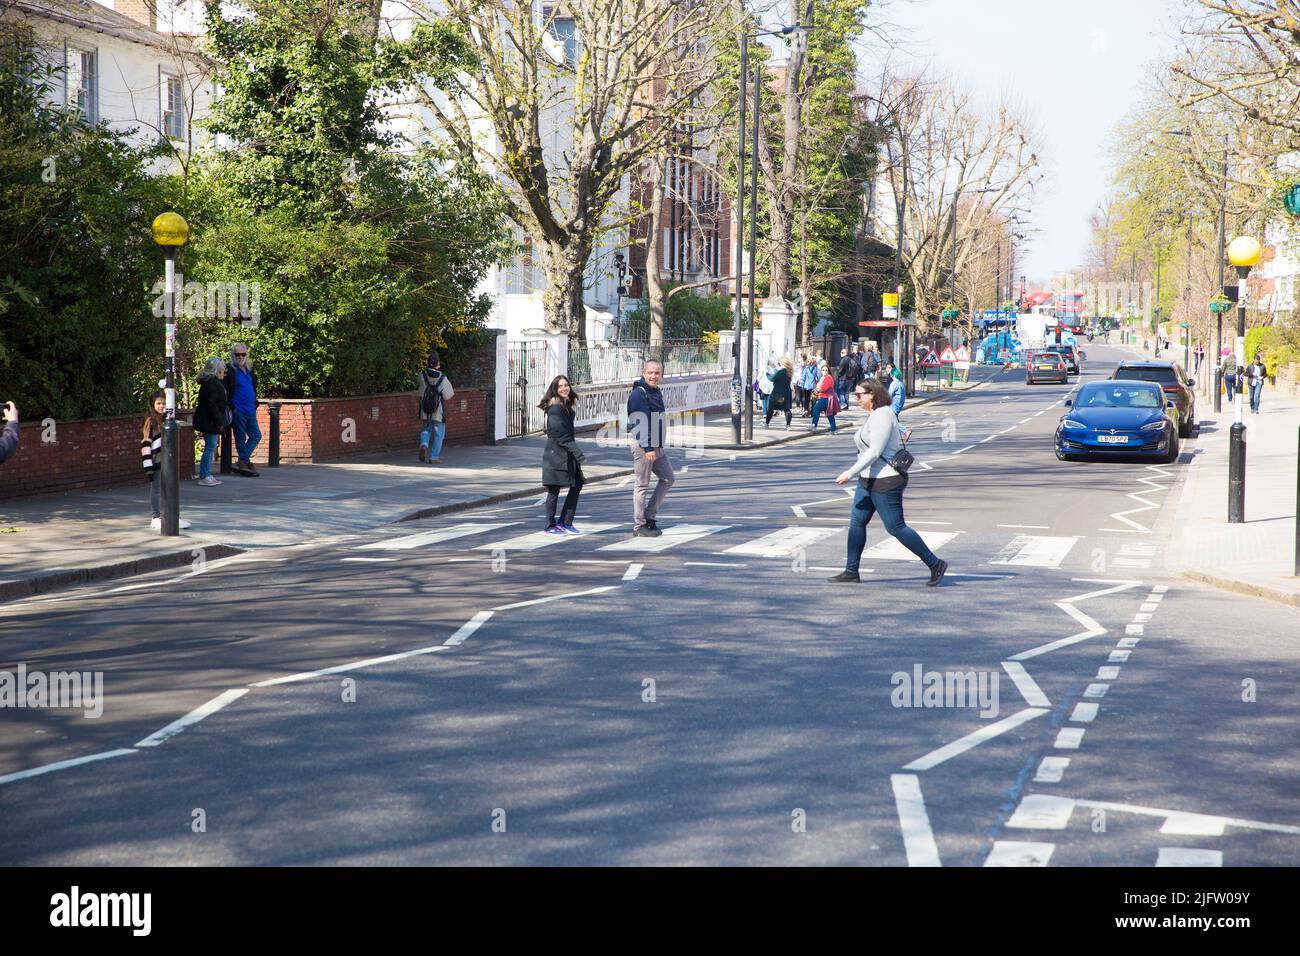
[1225,374,1237,401]
[845,480,939,573]
[810,398,837,433]
[420,420,446,460]
[232,407,261,461]
[1249,380,1263,411]
[199,432,219,478]
[836,379,852,406]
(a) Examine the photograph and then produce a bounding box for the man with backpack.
[836,345,862,406]
[417,350,454,464]
[861,343,881,380]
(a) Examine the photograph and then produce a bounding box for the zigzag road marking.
[1106,463,1174,532]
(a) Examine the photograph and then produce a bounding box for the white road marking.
[683,561,749,568]
[492,585,619,611]
[1034,756,1071,783]
[1054,728,1086,749]
[1140,602,1159,612]
[978,435,996,443]
[599,524,730,553]
[1006,794,1076,830]
[1097,666,1120,680]
[1146,593,1164,603]
[566,559,635,565]
[722,526,839,557]
[998,524,1050,529]
[790,505,808,518]
[1156,848,1222,867]
[1001,662,1050,707]
[475,523,620,552]
[1132,613,1152,623]
[1105,464,1173,532]
[1070,702,1100,722]
[985,842,1056,867]
[356,522,517,550]
[135,689,248,747]
[1083,683,1109,699]
[617,474,635,487]
[1117,637,1141,648]
[254,646,450,686]
[1019,417,1033,424]
[1125,623,1145,635]
[622,563,643,581]
[890,774,942,867]
[989,535,1080,569]
[1074,798,1300,837]
[1161,813,1228,836]
[341,557,398,563]
[442,610,495,646]
[0,748,138,787]
[862,530,959,562]
[1152,585,1168,593]
[902,708,1049,771]
[1108,650,1132,662]
[1010,602,1105,660]
[953,444,977,454]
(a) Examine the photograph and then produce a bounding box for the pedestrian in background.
[1246,352,1267,414]
[764,355,794,430]
[862,343,881,380]
[1223,353,1238,402]
[142,390,190,530]
[539,375,586,535]
[628,358,674,537]
[836,345,861,406]
[225,342,261,476]
[0,401,18,464]
[888,365,906,415]
[799,356,818,416]
[192,357,230,487]
[828,378,947,586]
[810,361,839,434]
[417,350,454,464]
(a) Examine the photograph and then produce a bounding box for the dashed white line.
[985,841,1055,867]
[1054,728,1086,749]
[1070,702,1100,722]
[1156,848,1222,867]
[136,689,248,747]
[623,563,643,581]
[1034,756,1071,783]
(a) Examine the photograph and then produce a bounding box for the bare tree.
[401,0,728,344]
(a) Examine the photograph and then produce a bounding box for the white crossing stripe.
[357,522,517,550]
[599,524,730,553]
[1034,756,1071,783]
[475,523,620,552]
[1007,795,1076,830]
[862,530,960,562]
[985,841,1056,867]
[1160,812,1228,836]
[1156,848,1222,867]
[722,526,839,557]
[1054,728,1086,749]
[989,535,1080,569]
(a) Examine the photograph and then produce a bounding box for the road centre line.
[891,774,942,867]
[136,689,249,747]
[254,645,451,687]
[492,585,619,611]
[902,708,1049,772]
[443,610,494,647]
[0,748,138,788]
[953,444,976,454]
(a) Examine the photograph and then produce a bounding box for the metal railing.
[567,339,720,384]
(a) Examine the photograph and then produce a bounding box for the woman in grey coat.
[539,375,587,535]
[828,378,947,586]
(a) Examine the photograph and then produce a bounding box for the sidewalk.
[1167,389,1300,607]
[0,365,1006,599]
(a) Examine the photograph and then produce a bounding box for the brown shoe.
[419,444,428,463]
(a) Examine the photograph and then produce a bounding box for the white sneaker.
[198,476,221,486]
[151,517,192,530]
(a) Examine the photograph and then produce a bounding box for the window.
[162,75,185,140]
[66,47,97,122]
[542,7,577,67]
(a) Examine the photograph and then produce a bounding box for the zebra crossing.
[350,519,1161,572]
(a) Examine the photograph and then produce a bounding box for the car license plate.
[1037,365,1053,370]
[1097,434,1128,444]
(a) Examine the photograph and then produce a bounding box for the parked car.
[1026,350,1068,385]
[1111,361,1196,437]
[1055,381,1180,463]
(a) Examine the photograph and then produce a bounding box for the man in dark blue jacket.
[0,402,18,464]
[627,360,674,537]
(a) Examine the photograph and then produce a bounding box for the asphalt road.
[2,343,1297,866]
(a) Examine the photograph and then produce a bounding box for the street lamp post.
[1226,235,1261,523]
[730,30,749,445]
[150,212,189,537]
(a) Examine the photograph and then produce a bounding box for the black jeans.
[545,476,584,527]
[765,399,792,427]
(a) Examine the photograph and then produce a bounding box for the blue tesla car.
[1055,381,1180,463]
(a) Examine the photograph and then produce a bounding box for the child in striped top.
[142,391,190,530]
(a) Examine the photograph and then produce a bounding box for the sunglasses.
[234,352,248,357]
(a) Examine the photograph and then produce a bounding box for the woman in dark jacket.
[764,355,795,430]
[539,375,587,535]
[191,357,230,486]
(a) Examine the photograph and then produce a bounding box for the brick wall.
[242,388,490,464]
[1,415,195,500]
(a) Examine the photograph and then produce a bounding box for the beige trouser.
[631,445,675,529]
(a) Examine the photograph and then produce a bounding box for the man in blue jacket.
[627,359,674,537]
[224,343,261,476]
[0,402,18,464]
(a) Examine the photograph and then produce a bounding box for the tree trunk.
[542,243,589,346]
[644,155,667,347]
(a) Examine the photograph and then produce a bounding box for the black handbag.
[889,444,914,474]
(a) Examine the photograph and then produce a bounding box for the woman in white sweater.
[828,378,947,586]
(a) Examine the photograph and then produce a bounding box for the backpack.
[420,371,443,416]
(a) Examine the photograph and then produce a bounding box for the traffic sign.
[919,349,941,367]
[882,291,899,320]
[939,345,957,363]
[955,345,970,361]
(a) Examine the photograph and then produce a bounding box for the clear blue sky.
[881,0,1180,282]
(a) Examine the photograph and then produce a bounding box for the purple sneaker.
[544,525,566,536]
[561,524,581,535]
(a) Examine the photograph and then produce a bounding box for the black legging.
[545,476,584,527]
[765,398,792,427]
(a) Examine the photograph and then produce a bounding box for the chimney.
[114,1,157,31]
